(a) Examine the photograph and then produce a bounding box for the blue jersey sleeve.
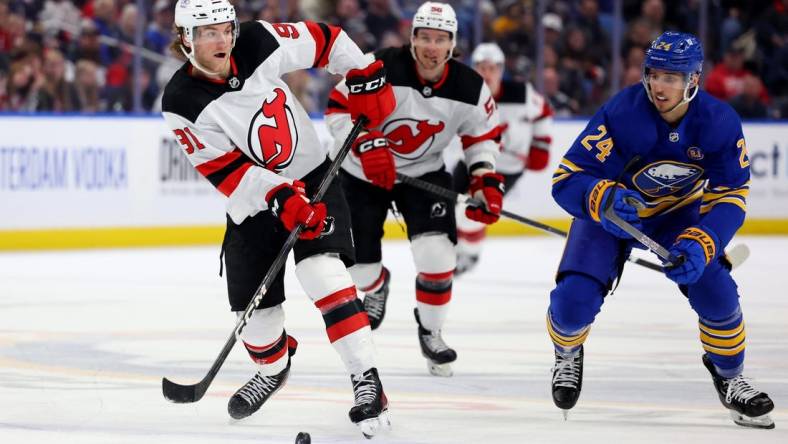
[698,110,750,250]
[552,107,620,221]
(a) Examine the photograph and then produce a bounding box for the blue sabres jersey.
[552,84,750,249]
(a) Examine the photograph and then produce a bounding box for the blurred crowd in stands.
[1,0,786,119]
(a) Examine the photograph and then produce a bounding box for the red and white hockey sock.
[415,270,453,332]
[457,227,486,257]
[356,264,388,295]
[239,305,292,376]
[296,254,375,375]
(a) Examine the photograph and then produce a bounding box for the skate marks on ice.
[0,239,787,443]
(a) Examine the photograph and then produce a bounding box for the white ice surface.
[0,236,786,443]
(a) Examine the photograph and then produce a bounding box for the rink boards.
[1,115,787,250]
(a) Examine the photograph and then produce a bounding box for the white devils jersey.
[495,80,554,175]
[325,46,500,181]
[161,20,371,224]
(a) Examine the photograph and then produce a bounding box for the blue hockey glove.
[586,180,645,239]
[665,226,719,285]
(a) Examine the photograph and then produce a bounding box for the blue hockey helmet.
[642,31,704,110]
[643,31,704,74]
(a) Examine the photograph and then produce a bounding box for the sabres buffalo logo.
[632,161,704,197]
[247,87,299,172]
[382,118,445,160]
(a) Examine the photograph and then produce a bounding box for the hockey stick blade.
[160,117,368,404]
[162,377,203,403]
[726,243,750,269]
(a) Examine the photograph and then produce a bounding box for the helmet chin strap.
[180,28,234,77]
[410,36,454,71]
[643,73,699,114]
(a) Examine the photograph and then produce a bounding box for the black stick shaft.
[395,172,668,272]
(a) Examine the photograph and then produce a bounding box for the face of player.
[412,28,453,73]
[189,22,234,76]
[646,68,697,114]
[474,60,503,95]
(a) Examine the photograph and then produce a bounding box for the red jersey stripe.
[461,125,503,150]
[195,149,243,177]
[216,162,253,197]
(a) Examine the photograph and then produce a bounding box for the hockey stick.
[395,172,749,272]
[162,117,368,403]
[602,195,683,267]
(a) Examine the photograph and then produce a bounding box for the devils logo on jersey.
[247,87,299,172]
[383,118,445,160]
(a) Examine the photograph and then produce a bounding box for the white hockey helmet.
[175,0,238,49]
[411,2,458,52]
[471,43,505,65]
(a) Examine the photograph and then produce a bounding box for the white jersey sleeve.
[162,111,291,224]
[458,81,501,170]
[495,81,554,174]
[257,20,373,77]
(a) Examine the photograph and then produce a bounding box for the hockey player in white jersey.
[160,0,395,436]
[325,1,502,377]
[452,42,554,275]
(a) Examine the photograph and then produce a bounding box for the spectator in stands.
[572,0,609,64]
[729,73,770,119]
[543,66,578,117]
[1,11,26,53]
[706,45,770,103]
[622,18,656,55]
[37,49,78,111]
[543,12,563,53]
[90,0,120,65]
[71,18,103,64]
[7,57,44,111]
[38,0,82,39]
[491,0,522,40]
[365,0,401,47]
[640,0,665,36]
[73,58,102,112]
[146,0,174,55]
[118,3,138,45]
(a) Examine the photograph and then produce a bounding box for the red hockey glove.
[352,130,396,190]
[525,146,549,171]
[346,60,396,128]
[465,172,505,224]
[265,181,327,240]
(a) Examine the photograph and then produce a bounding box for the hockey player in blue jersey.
[546,31,775,429]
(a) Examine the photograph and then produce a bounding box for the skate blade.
[561,409,570,421]
[730,410,775,429]
[427,361,453,377]
[357,410,391,439]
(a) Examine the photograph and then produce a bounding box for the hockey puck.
[295,432,311,444]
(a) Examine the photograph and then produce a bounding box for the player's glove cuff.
[586,179,621,223]
[676,225,719,265]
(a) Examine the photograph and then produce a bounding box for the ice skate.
[227,338,297,420]
[363,267,390,330]
[703,354,775,429]
[349,367,390,439]
[552,346,583,420]
[454,251,479,276]
[414,308,457,377]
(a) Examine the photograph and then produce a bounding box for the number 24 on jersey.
[581,125,614,162]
